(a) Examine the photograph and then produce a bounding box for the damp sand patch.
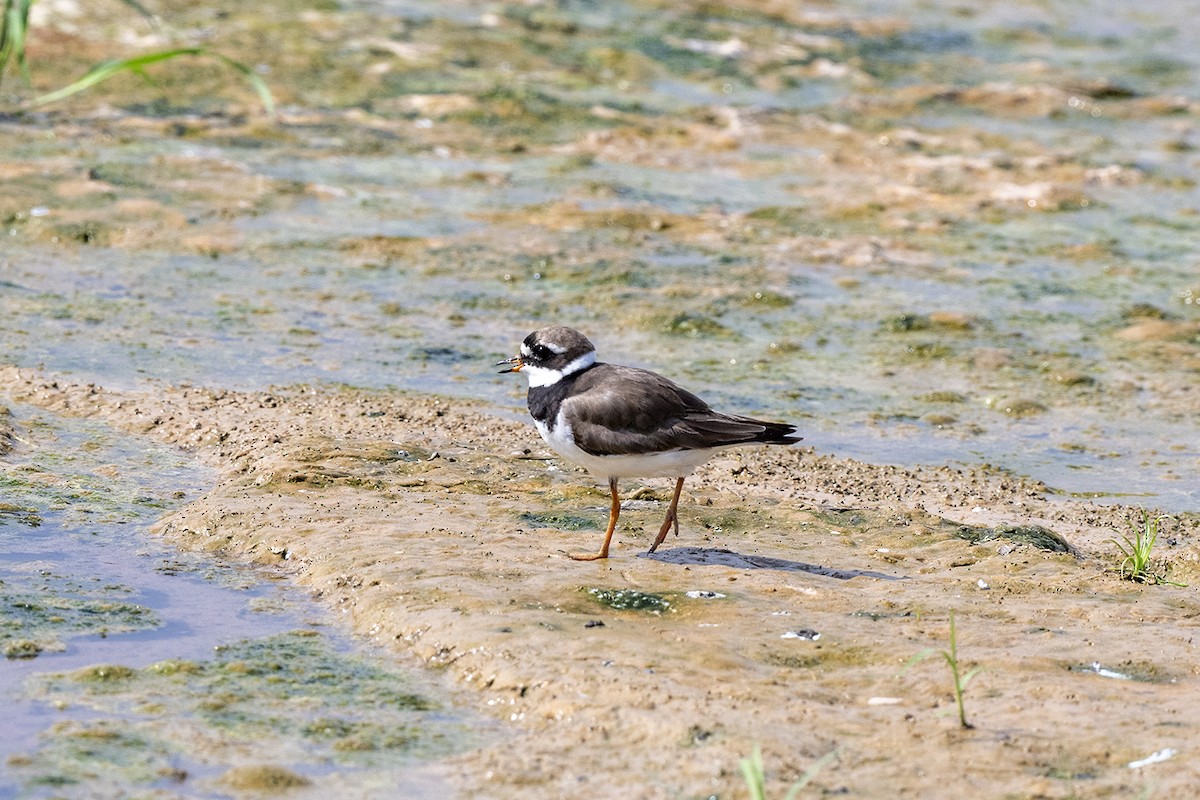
[3,371,1200,799]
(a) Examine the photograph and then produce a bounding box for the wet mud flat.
[3,367,1198,799]
[0,400,477,799]
[3,0,1200,796]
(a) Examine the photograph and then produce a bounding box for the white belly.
[534,412,715,479]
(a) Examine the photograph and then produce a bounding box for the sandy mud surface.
[3,366,1197,799]
[5,0,1200,796]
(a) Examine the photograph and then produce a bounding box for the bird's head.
[497,326,597,387]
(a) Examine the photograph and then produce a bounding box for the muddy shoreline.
[6,0,1200,510]
[5,0,1200,794]
[4,365,1197,798]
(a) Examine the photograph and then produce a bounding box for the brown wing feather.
[564,364,799,456]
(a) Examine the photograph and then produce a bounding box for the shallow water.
[1,0,1198,511]
[0,407,472,798]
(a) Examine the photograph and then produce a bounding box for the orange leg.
[647,477,685,553]
[569,477,620,561]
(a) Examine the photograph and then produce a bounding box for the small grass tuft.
[1,0,274,117]
[1106,509,1185,586]
[0,0,33,85]
[900,610,982,729]
[739,745,836,800]
[31,48,275,117]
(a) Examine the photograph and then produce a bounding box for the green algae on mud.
[2,578,161,660]
[0,500,41,527]
[585,586,673,613]
[518,510,599,530]
[14,630,471,794]
[759,642,878,671]
[0,407,198,659]
[220,763,313,791]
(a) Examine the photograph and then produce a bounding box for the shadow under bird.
[498,326,801,560]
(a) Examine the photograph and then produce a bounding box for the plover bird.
[498,326,800,560]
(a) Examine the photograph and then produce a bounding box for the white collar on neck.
[524,350,596,388]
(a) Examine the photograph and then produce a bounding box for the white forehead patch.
[522,338,569,357]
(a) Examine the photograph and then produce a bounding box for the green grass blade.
[739,745,767,800]
[1104,536,1133,559]
[960,665,984,689]
[1,0,33,85]
[31,47,204,104]
[209,51,276,118]
[30,46,276,118]
[897,647,936,677]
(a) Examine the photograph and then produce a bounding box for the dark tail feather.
[752,419,802,446]
[687,414,802,447]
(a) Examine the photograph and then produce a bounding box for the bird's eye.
[532,344,553,360]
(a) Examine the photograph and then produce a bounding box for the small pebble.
[1128,748,1177,769]
[977,579,990,590]
[781,629,820,641]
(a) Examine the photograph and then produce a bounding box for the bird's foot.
[567,550,610,561]
[648,512,677,553]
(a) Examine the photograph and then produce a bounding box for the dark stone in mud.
[956,523,1072,553]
